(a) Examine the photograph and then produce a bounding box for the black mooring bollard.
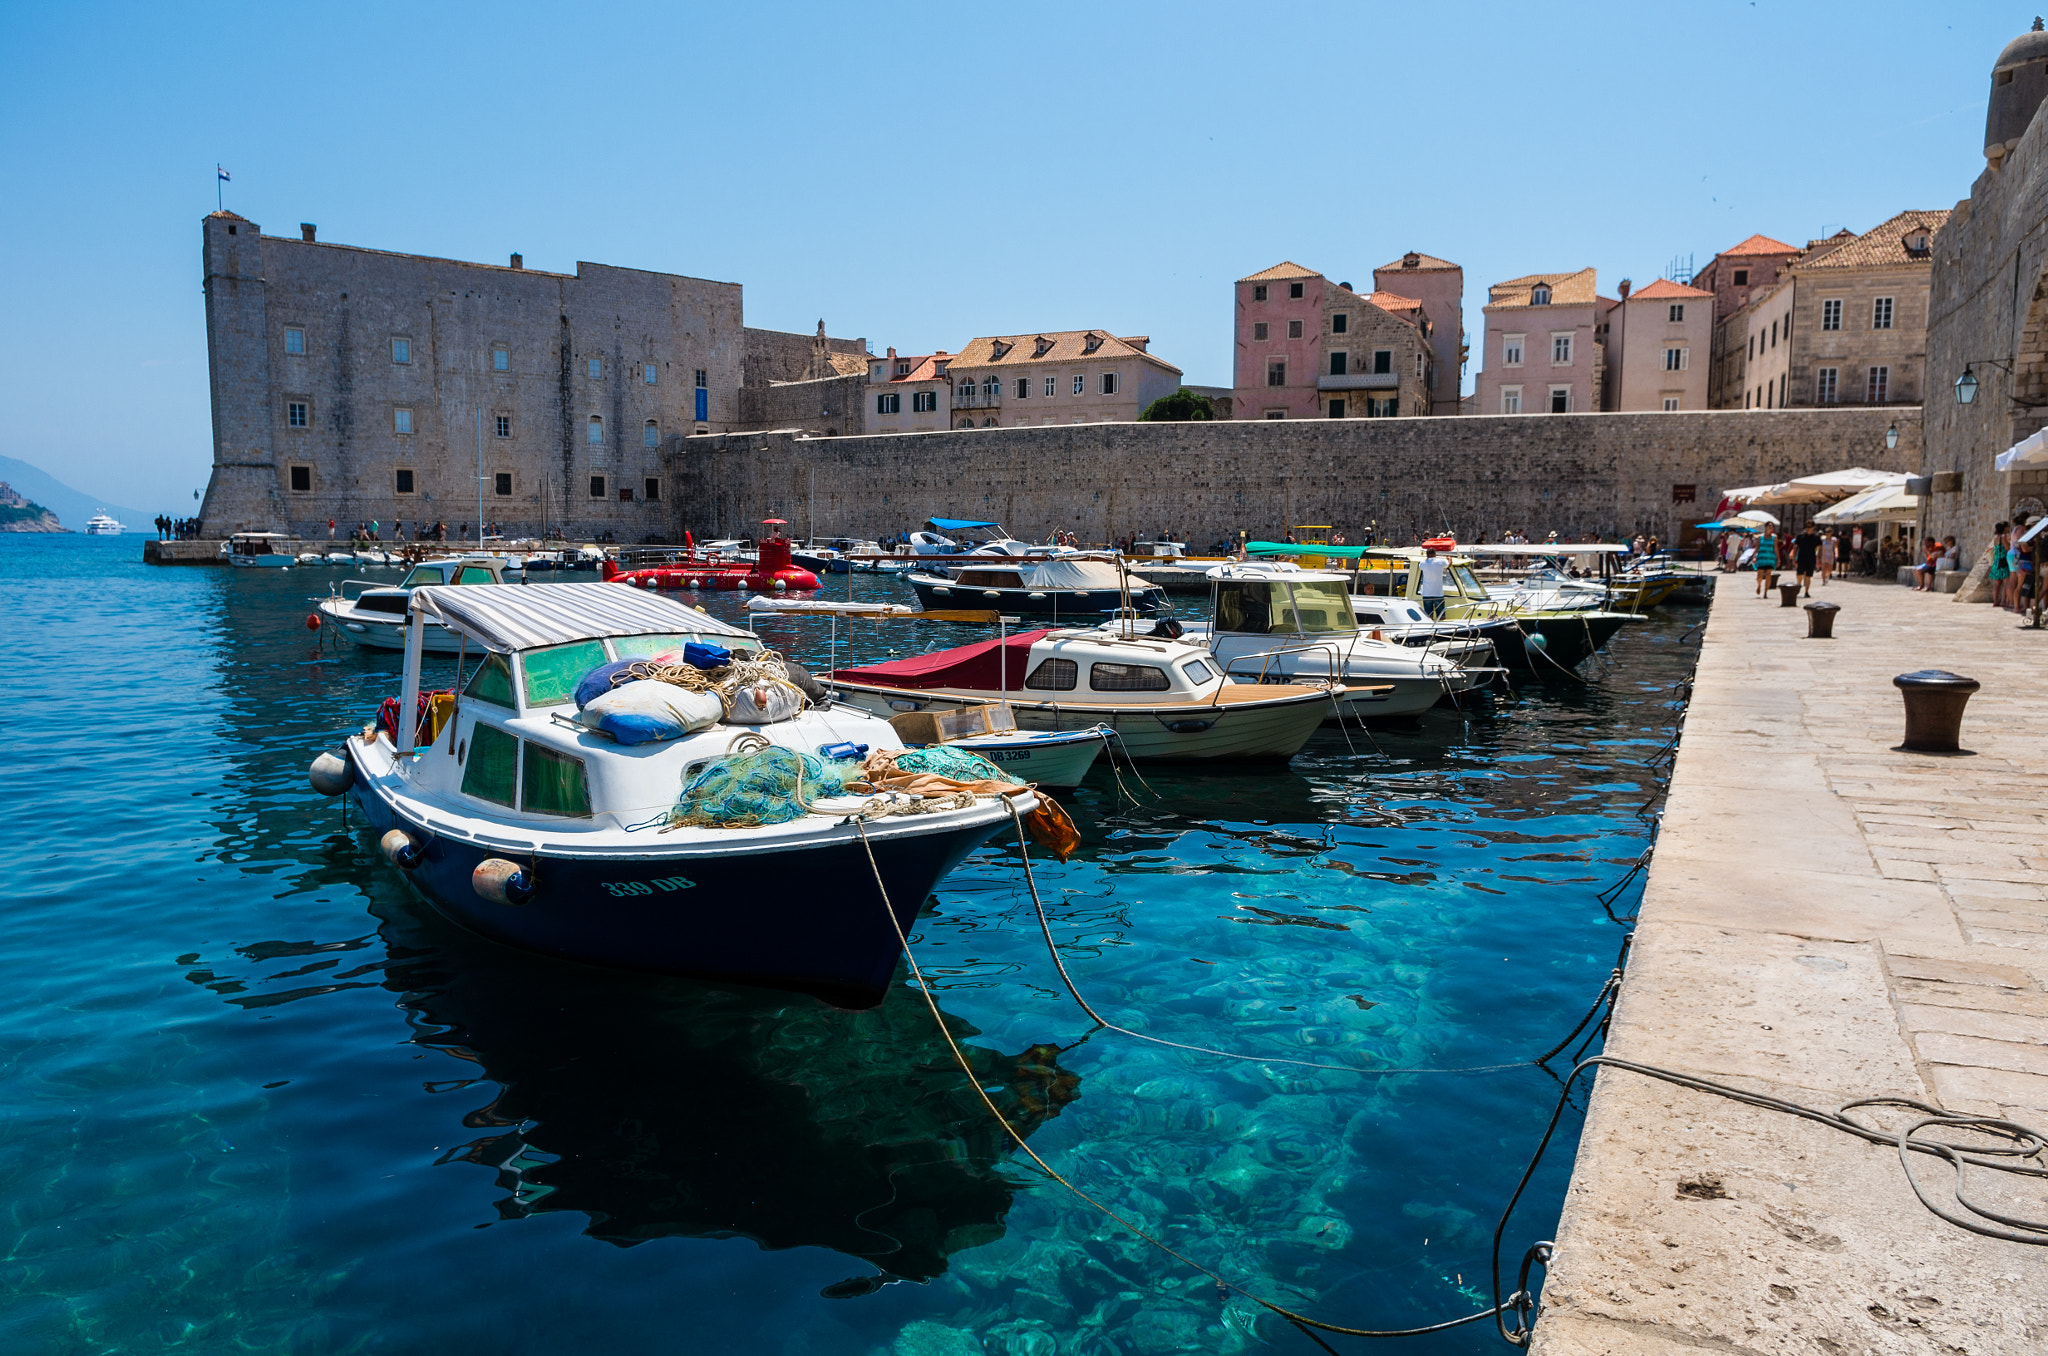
[1777,583,1802,607]
[1893,670,1980,752]
[1804,600,1840,638]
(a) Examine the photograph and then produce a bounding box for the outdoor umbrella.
[1995,429,2048,472]
[1720,483,1785,505]
[1733,509,1780,525]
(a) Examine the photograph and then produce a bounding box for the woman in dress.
[1820,529,1838,583]
[1988,521,2013,609]
[1753,527,1779,596]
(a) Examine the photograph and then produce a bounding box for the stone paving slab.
[1533,579,2048,1356]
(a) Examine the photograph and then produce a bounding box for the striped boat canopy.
[408,583,754,653]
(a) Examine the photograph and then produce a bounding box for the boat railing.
[1215,638,1357,699]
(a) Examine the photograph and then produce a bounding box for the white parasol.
[1733,508,1780,525]
[1995,428,2048,472]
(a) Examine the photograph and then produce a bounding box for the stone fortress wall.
[666,408,1918,548]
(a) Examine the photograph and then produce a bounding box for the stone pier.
[1534,578,2048,1354]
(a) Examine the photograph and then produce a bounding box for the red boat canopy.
[832,629,1051,691]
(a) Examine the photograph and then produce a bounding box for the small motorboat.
[906,556,1167,619]
[605,523,819,593]
[84,511,124,536]
[880,701,1108,789]
[1184,562,1488,722]
[317,556,522,652]
[831,626,1344,762]
[316,582,1040,1007]
[222,532,296,567]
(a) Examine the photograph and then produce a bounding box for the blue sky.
[0,1,2022,511]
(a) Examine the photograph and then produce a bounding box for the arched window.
[643,419,659,448]
[588,416,604,445]
[1531,285,1552,306]
[983,377,998,397]
[983,418,996,427]
[959,418,974,429]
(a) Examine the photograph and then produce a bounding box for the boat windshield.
[1213,580,1357,634]
[401,565,448,587]
[1452,565,1489,599]
[1281,581,1357,633]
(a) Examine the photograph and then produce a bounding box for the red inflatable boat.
[602,524,820,592]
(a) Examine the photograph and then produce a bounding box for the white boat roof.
[409,582,754,653]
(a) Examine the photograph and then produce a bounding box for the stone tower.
[198,212,289,533]
[1986,17,2048,170]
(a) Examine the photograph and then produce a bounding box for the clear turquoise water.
[0,536,1695,1355]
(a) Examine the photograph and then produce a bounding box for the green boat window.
[611,632,748,660]
[521,641,608,708]
[457,566,495,584]
[401,565,447,587]
[461,721,519,806]
[1025,657,1077,691]
[522,742,592,817]
[1280,581,1357,634]
[464,652,517,707]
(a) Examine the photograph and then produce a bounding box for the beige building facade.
[1476,269,1609,416]
[864,349,954,434]
[943,330,1182,428]
[1371,252,1465,413]
[1603,278,1714,411]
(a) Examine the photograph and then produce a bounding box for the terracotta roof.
[207,210,251,222]
[1718,233,1800,258]
[1793,210,1950,271]
[1485,268,1598,308]
[1238,261,1323,284]
[1368,290,1424,312]
[1624,278,1714,301]
[879,353,949,382]
[947,330,1181,374]
[826,351,870,378]
[1375,251,1460,273]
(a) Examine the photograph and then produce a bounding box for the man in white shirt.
[1418,545,1449,619]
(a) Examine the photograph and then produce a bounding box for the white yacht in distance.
[84,511,124,536]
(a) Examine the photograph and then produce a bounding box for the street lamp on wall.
[1885,422,1899,450]
[1956,367,1979,404]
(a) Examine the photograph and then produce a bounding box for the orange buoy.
[306,613,322,630]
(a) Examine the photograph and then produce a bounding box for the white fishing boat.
[84,511,124,536]
[310,582,1039,1007]
[317,556,525,651]
[1182,562,1488,722]
[221,532,296,567]
[830,626,1350,762]
[907,556,1169,619]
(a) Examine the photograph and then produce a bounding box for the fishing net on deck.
[665,736,856,830]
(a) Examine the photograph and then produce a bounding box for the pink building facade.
[1475,269,1611,416]
[1231,261,1438,419]
[1372,252,1465,414]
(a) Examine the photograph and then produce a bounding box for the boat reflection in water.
[189,891,1081,1290]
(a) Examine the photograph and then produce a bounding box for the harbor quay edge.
[664,407,1918,546]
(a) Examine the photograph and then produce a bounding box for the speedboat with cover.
[830,625,1344,761]
[312,583,1044,1007]
[317,556,520,652]
[1177,562,1488,723]
[906,555,1167,619]
[222,532,296,567]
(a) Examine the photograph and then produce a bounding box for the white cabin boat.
[317,556,521,651]
[222,532,296,567]
[84,512,124,536]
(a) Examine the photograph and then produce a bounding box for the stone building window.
[1327,399,1346,418]
[1264,409,1286,419]
[1531,285,1551,306]
[1872,297,1894,330]
[618,487,634,502]
[392,338,410,364]
[493,345,509,371]
[1329,352,1348,376]
[1663,397,1681,411]
[1253,285,1268,302]
[1253,322,1268,341]
[1043,376,1055,396]
[1013,380,1028,400]
[495,415,511,438]
[1668,304,1684,322]
[1504,335,1524,366]
[1267,360,1286,387]
[1731,270,1748,286]
[1071,375,1084,395]
[1867,366,1889,402]
[287,400,308,428]
[1287,320,1304,339]
[1822,299,1842,331]
[394,407,412,434]
[694,369,707,387]
[494,473,513,496]
[588,416,604,445]
[1552,334,1573,365]
[1332,313,1349,334]
[589,474,606,498]
[289,465,312,492]
[916,390,939,412]
[643,363,658,385]
[1549,386,1570,413]
[1100,372,1119,394]
[588,358,603,379]
[644,478,661,502]
[643,420,660,448]
[1373,350,1392,375]
[1502,386,1522,414]
[1816,367,1839,402]
[1288,282,1304,299]
[395,469,416,494]
[285,327,305,355]
[1664,347,1688,371]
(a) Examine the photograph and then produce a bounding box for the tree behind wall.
[1137,390,1216,422]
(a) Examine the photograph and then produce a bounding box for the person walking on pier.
[1791,523,1822,597]
[1819,529,1838,583]
[1753,527,1778,596]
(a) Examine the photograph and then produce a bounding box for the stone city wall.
[665,407,1920,547]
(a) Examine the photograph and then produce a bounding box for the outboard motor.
[1147,616,1186,639]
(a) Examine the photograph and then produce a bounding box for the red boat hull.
[601,534,819,592]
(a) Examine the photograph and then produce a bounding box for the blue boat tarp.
[926,518,1001,532]
[1693,520,1758,533]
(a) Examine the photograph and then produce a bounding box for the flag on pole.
[217,165,231,181]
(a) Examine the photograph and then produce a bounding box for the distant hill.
[0,455,154,533]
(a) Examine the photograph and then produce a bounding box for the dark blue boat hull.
[347,755,1010,1007]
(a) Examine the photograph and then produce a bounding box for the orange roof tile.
[1238,261,1323,284]
[1718,233,1800,258]
[1485,268,1599,308]
[1368,290,1424,311]
[1375,251,1460,273]
[1625,278,1714,301]
[947,329,1181,374]
[1793,210,1950,271]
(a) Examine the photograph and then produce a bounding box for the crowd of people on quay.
[153,515,203,540]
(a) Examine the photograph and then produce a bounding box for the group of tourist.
[1982,518,2037,611]
[328,518,456,543]
[1745,523,1841,598]
[153,515,202,540]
